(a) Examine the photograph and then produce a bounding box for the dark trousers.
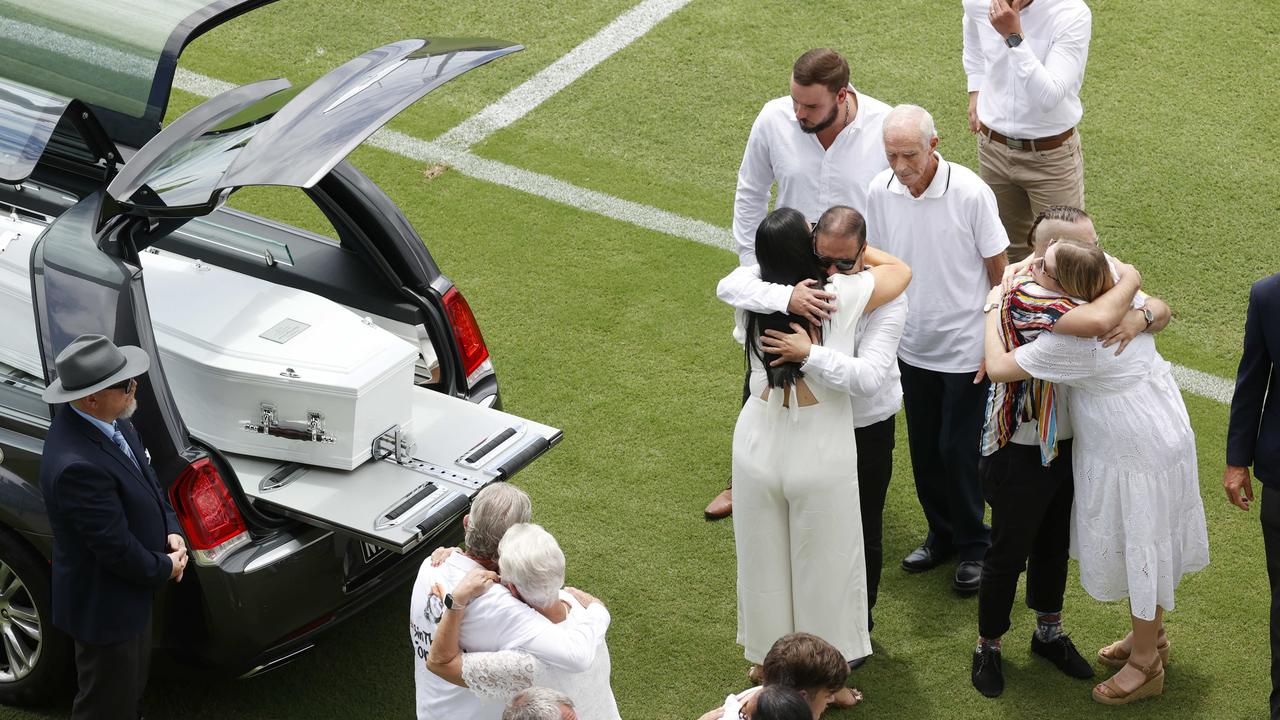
[976,440,1074,639]
[856,415,895,630]
[72,620,151,720]
[1263,485,1280,720]
[898,360,991,561]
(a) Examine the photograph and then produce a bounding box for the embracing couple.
[716,204,911,712]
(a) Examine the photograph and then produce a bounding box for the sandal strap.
[1126,657,1163,679]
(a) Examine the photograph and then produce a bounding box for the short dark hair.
[814,205,867,250]
[1027,205,1091,248]
[792,49,849,95]
[762,632,849,693]
[754,686,813,720]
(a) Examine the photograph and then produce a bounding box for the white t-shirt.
[410,552,611,720]
[732,88,892,266]
[962,0,1092,137]
[864,154,1009,373]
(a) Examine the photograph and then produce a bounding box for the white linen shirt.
[962,0,1092,138]
[717,265,906,427]
[732,88,892,266]
[410,552,611,720]
[864,154,1009,373]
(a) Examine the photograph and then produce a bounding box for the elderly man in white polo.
[864,104,1009,595]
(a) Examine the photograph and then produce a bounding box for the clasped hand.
[760,323,812,366]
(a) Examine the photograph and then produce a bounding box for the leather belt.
[980,124,1075,151]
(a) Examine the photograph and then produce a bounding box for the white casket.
[139,250,418,470]
[0,213,46,378]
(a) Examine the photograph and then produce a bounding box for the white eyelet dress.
[1014,331,1210,620]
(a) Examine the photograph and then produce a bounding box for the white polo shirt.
[962,0,1092,138]
[410,552,611,720]
[864,154,1009,373]
[732,88,892,266]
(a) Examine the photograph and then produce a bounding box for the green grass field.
[10,1,1280,718]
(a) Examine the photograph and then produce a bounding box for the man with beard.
[704,47,893,522]
[39,334,187,719]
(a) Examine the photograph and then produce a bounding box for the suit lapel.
[68,410,153,493]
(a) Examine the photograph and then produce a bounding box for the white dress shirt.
[410,552,611,720]
[864,154,1009,373]
[718,265,906,427]
[732,88,892,266]
[962,0,1092,137]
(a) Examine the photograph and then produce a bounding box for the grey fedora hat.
[41,334,151,403]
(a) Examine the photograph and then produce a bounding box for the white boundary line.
[169,6,1237,407]
[435,0,693,150]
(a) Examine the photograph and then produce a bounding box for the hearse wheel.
[0,531,71,706]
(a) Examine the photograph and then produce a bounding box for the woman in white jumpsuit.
[732,207,910,674]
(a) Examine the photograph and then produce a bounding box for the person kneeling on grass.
[427,524,620,720]
[697,633,860,720]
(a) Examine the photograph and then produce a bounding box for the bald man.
[972,206,1170,697]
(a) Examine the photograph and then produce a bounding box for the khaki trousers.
[977,130,1085,262]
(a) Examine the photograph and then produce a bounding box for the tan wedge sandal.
[1097,635,1170,669]
[1092,658,1164,705]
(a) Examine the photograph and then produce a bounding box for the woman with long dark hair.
[732,207,910,700]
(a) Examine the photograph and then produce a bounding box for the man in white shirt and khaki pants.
[963,0,1092,261]
[705,47,893,522]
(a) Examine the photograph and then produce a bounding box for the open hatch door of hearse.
[34,38,563,554]
[101,37,521,222]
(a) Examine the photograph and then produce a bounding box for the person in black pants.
[969,207,1171,697]
[1224,272,1280,719]
[38,335,188,720]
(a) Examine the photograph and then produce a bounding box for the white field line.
[168,17,1237,407]
[435,0,693,150]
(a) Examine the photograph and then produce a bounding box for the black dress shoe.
[953,560,983,594]
[971,644,1004,698]
[1031,633,1095,679]
[901,544,951,572]
[848,655,868,671]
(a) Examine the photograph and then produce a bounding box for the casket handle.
[242,403,337,444]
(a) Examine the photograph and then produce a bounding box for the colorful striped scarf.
[980,276,1080,465]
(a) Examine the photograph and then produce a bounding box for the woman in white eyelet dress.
[984,239,1209,703]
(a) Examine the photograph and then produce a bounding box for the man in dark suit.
[1224,272,1280,719]
[39,334,187,720]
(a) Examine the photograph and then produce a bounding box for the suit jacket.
[39,407,180,645]
[1228,273,1280,488]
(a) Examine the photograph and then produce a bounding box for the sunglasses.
[106,377,138,393]
[1031,256,1059,282]
[811,229,862,271]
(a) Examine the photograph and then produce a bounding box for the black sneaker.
[971,644,1004,698]
[1030,633,1095,679]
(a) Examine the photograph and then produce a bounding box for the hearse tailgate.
[224,386,560,553]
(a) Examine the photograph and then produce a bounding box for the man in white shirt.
[963,0,1092,261]
[410,483,610,720]
[864,104,1008,594]
[717,206,906,660]
[705,46,893,521]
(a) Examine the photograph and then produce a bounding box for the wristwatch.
[983,301,1000,314]
[1005,33,1024,48]
[1142,306,1155,329]
[444,593,467,611]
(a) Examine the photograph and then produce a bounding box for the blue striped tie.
[111,426,141,471]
